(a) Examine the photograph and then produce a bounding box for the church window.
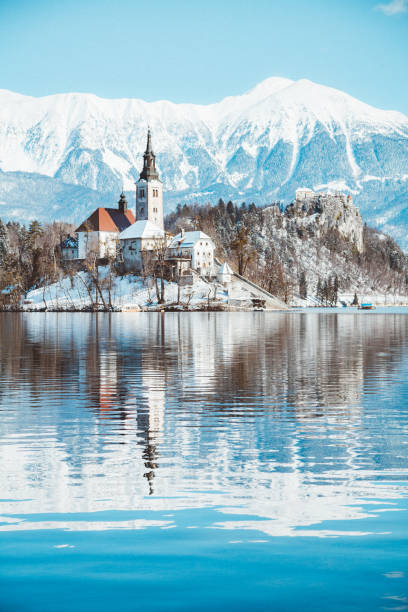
[140,189,145,198]
[140,207,144,215]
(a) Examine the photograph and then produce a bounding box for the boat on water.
[359,303,375,310]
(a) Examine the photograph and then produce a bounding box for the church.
[72,129,215,277]
[135,128,164,230]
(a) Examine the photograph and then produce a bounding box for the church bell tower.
[136,129,164,229]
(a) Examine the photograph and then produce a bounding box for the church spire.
[118,190,128,213]
[145,127,153,154]
[140,128,159,181]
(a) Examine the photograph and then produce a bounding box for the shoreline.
[2,304,408,313]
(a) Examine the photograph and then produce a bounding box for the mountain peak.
[0,77,407,249]
[244,76,294,99]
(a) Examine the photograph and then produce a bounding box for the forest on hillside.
[166,200,408,303]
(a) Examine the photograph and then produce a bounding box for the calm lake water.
[0,311,408,611]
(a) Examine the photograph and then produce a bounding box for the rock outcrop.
[284,188,364,252]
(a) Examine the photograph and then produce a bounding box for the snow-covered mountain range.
[0,78,407,245]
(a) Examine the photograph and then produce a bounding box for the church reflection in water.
[1,311,408,534]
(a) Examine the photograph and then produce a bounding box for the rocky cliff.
[283,189,364,252]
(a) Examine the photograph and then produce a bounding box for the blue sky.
[0,0,407,113]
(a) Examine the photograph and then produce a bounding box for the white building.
[296,187,315,200]
[217,262,234,284]
[119,220,165,273]
[168,230,215,277]
[75,193,135,259]
[135,129,164,230]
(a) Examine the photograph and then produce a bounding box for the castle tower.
[135,129,164,229]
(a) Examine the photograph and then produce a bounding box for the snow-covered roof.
[218,262,234,275]
[119,220,164,240]
[169,230,213,248]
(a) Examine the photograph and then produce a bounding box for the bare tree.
[152,237,170,304]
[76,247,109,310]
[230,226,256,276]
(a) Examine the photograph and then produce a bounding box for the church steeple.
[118,191,128,213]
[145,128,153,154]
[136,128,164,229]
[139,128,159,181]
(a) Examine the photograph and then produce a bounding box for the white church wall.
[121,238,143,273]
[147,179,163,229]
[136,179,163,229]
[77,231,118,259]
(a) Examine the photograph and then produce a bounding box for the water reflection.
[0,312,408,537]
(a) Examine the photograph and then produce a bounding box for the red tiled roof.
[76,208,135,233]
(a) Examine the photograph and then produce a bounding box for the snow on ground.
[22,266,408,312]
[291,292,408,307]
[23,268,256,311]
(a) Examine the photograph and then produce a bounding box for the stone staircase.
[214,258,287,310]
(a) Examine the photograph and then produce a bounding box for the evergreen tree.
[28,220,43,248]
[316,279,322,304]
[333,275,339,305]
[0,219,9,266]
[299,271,307,300]
[322,280,329,306]
[352,292,359,306]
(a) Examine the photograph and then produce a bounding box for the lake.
[0,311,407,611]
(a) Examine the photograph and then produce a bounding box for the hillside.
[0,79,407,246]
[165,192,408,305]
